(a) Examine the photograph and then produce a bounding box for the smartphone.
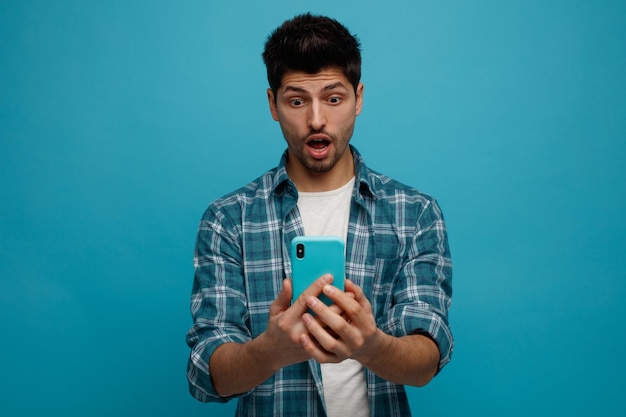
[290,236,345,305]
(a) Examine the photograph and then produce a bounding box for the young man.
[186,13,453,417]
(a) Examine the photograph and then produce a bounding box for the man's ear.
[355,82,364,117]
[267,88,279,121]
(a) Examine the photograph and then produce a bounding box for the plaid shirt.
[186,146,453,417]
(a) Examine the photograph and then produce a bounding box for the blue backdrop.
[1,1,625,416]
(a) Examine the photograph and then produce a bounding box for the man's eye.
[290,99,304,106]
[328,97,342,104]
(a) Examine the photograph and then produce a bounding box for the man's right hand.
[209,274,336,396]
[260,274,335,370]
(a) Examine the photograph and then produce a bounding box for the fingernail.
[307,296,318,307]
[323,285,334,295]
[322,274,333,284]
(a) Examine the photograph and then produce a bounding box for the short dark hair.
[262,13,362,95]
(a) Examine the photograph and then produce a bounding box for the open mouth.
[305,134,332,159]
[307,138,330,150]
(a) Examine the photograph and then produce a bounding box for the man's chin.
[302,157,336,173]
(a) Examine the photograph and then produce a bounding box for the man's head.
[263,14,364,191]
[262,13,362,96]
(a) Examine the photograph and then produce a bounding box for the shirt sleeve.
[378,198,454,372]
[185,204,252,402]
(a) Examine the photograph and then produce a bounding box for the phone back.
[291,236,345,304]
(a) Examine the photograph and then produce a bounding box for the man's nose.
[308,101,326,131]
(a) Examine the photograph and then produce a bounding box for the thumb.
[270,279,292,315]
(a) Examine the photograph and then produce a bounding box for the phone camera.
[296,243,305,259]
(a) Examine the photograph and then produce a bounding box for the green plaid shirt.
[186,146,453,416]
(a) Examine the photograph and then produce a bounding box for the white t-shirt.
[297,177,370,417]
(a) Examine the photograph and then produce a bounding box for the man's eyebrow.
[283,86,307,93]
[321,82,349,92]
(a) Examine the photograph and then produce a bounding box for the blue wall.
[1,1,624,415]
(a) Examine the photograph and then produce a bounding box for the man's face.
[268,68,363,189]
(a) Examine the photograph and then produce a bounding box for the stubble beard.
[285,125,355,174]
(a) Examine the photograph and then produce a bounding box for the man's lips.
[306,134,331,150]
[305,134,332,158]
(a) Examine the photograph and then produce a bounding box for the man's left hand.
[300,278,384,364]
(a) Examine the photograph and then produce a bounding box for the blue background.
[1,1,625,415]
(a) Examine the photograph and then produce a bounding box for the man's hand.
[299,278,380,363]
[260,274,334,369]
[210,274,339,396]
[299,279,440,387]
